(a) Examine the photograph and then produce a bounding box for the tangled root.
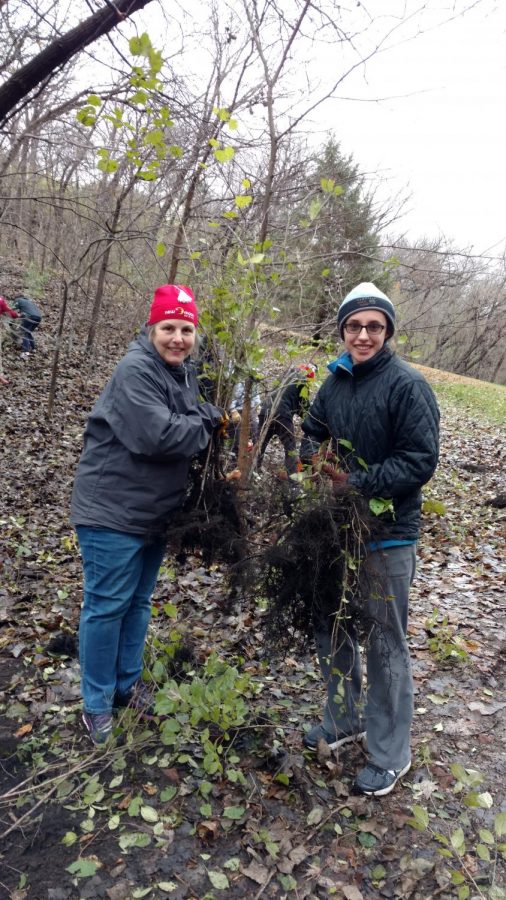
[254,486,377,653]
[166,454,246,569]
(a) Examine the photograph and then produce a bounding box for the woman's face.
[151,319,196,366]
[343,309,388,365]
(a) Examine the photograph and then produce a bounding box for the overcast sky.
[313,1,505,256]
[135,0,504,257]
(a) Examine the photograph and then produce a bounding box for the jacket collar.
[328,345,393,377]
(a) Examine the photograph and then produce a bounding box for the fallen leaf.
[14,723,32,738]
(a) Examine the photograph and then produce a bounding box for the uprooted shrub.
[252,484,381,653]
[165,445,246,571]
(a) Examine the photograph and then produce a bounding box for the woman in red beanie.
[71,285,223,745]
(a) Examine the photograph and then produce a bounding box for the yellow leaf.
[14,723,32,738]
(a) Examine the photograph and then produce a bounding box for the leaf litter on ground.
[0,293,505,898]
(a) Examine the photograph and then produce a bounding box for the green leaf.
[160,786,178,803]
[475,791,493,809]
[86,94,102,107]
[274,773,290,786]
[66,859,99,877]
[450,827,466,855]
[83,780,104,805]
[119,832,151,850]
[476,843,491,861]
[242,178,251,189]
[156,242,166,258]
[214,146,235,163]
[457,886,470,900]
[338,439,353,450]
[200,803,212,816]
[76,109,96,127]
[478,828,494,844]
[223,857,241,871]
[61,831,78,846]
[140,805,159,823]
[309,197,322,220]
[371,865,387,880]
[369,497,394,516]
[307,806,324,825]
[320,178,335,193]
[411,805,429,829]
[208,871,229,889]
[213,107,230,122]
[163,601,177,617]
[128,796,142,816]
[250,253,265,264]
[422,499,446,516]
[495,812,506,837]
[132,889,152,898]
[278,874,297,891]
[223,806,245,819]
[396,333,408,345]
[235,195,252,208]
[157,884,178,893]
[464,791,493,809]
[358,832,376,848]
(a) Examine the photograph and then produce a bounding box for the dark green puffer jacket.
[300,347,440,541]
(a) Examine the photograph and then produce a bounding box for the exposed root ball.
[167,459,245,568]
[256,488,375,653]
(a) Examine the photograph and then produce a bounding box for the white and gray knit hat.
[337,282,395,339]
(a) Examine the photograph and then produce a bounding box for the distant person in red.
[0,296,19,319]
[0,295,19,383]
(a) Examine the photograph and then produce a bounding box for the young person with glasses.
[300,282,440,797]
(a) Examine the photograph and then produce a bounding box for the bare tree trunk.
[0,0,156,125]
[47,280,68,418]
[85,178,134,353]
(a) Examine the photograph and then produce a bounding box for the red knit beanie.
[147,285,198,327]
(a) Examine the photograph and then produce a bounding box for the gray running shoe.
[303,723,366,751]
[353,761,411,797]
[82,711,113,746]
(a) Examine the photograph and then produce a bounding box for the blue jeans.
[21,315,41,351]
[77,527,166,715]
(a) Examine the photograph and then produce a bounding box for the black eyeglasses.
[344,322,386,335]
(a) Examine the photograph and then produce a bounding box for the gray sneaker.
[353,761,411,797]
[82,711,113,746]
[303,723,366,751]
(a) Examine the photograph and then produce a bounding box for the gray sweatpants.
[314,544,416,770]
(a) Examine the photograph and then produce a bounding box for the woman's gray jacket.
[300,347,440,542]
[71,329,222,536]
